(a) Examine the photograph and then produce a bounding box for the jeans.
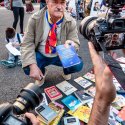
[23,51,83,75]
[12,7,24,33]
[8,52,20,63]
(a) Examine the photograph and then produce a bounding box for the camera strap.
[98,40,125,90]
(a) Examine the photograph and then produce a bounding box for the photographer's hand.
[25,113,40,125]
[88,42,116,125]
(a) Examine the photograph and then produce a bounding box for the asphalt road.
[0,4,123,104]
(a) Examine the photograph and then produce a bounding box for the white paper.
[5,42,21,56]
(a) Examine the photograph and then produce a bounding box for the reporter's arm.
[87,42,116,125]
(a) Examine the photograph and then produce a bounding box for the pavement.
[0,4,123,104]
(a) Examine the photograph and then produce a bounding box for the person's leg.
[1,52,16,68]
[19,7,24,34]
[8,52,15,62]
[12,7,19,30]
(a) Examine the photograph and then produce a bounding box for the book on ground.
[74,77,93,89]
[61,95,81,111]
[35,104,58,124]
[74,90,93,104]
[49,102,65,125]
[68,106,91,124]
[44,86,63,101]
[56,81,77,95]
[83,72,95,82]
[39,93,48,106]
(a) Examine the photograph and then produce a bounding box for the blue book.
[56,45,81,68]
[61,95,82,111]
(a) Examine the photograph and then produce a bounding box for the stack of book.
[35,56,125,125]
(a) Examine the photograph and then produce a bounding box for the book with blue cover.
[56,45,81,68]
[61,95,82,111]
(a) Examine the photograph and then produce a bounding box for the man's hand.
[88,42,116,105]
[29,64,44,81]
[25,113,40,125]
[12,42,20,47]
[65,40,75,47]
[88,42,116,125]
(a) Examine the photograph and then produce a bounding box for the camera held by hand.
[0,83,43,125]
[80,0,125,51]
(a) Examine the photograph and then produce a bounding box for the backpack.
[4,0,11,10]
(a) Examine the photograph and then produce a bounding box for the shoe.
[17,60,22,66]
[1,60,16,68]
[35,68,48,85]
[62,72,71,80]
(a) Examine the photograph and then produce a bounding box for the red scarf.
[45,23,57,54]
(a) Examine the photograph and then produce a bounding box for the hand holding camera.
[0,83,43,125]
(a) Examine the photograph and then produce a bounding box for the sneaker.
[17,60,22,66]
[62,72,71,80]
[35,68,48,85]
[1,60,16,68]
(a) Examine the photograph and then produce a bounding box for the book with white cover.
[39,93,48,106]
[74,77,93,89]
[56,81,77,95]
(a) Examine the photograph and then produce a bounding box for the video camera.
[80,0,125,51]
[0,83,43,125]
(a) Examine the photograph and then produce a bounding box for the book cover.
[35,104,58,124]
[116,107,125,122]
[44,86,63,101]
[39,93,48,106]
[74,90,93,104]
[56,81,77,95]
[61,95,81,111]
[56,45,81,68]
[63,116,80,125]
[113,77,123,91]
[50,109,65,125]
[112,94,125,108]
[84,86,96,97]
[117,57,125,73]
[49,102,65,125]
[74,77,93,89]
[68,106,91,123]
[83,72,95,82]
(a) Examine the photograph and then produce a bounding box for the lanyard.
[46,10,64,28]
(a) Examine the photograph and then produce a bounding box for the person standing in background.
[40,0,46,10]
[10,0,24,34]
[25,0,34,13]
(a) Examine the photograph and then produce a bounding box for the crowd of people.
[0,0,123,125]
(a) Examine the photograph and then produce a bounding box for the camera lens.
[13,83,43,114]
[79,16,97,40]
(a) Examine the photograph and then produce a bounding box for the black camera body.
[0,83,43,125]
[0,103,31,125]
[80,0,125,51]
